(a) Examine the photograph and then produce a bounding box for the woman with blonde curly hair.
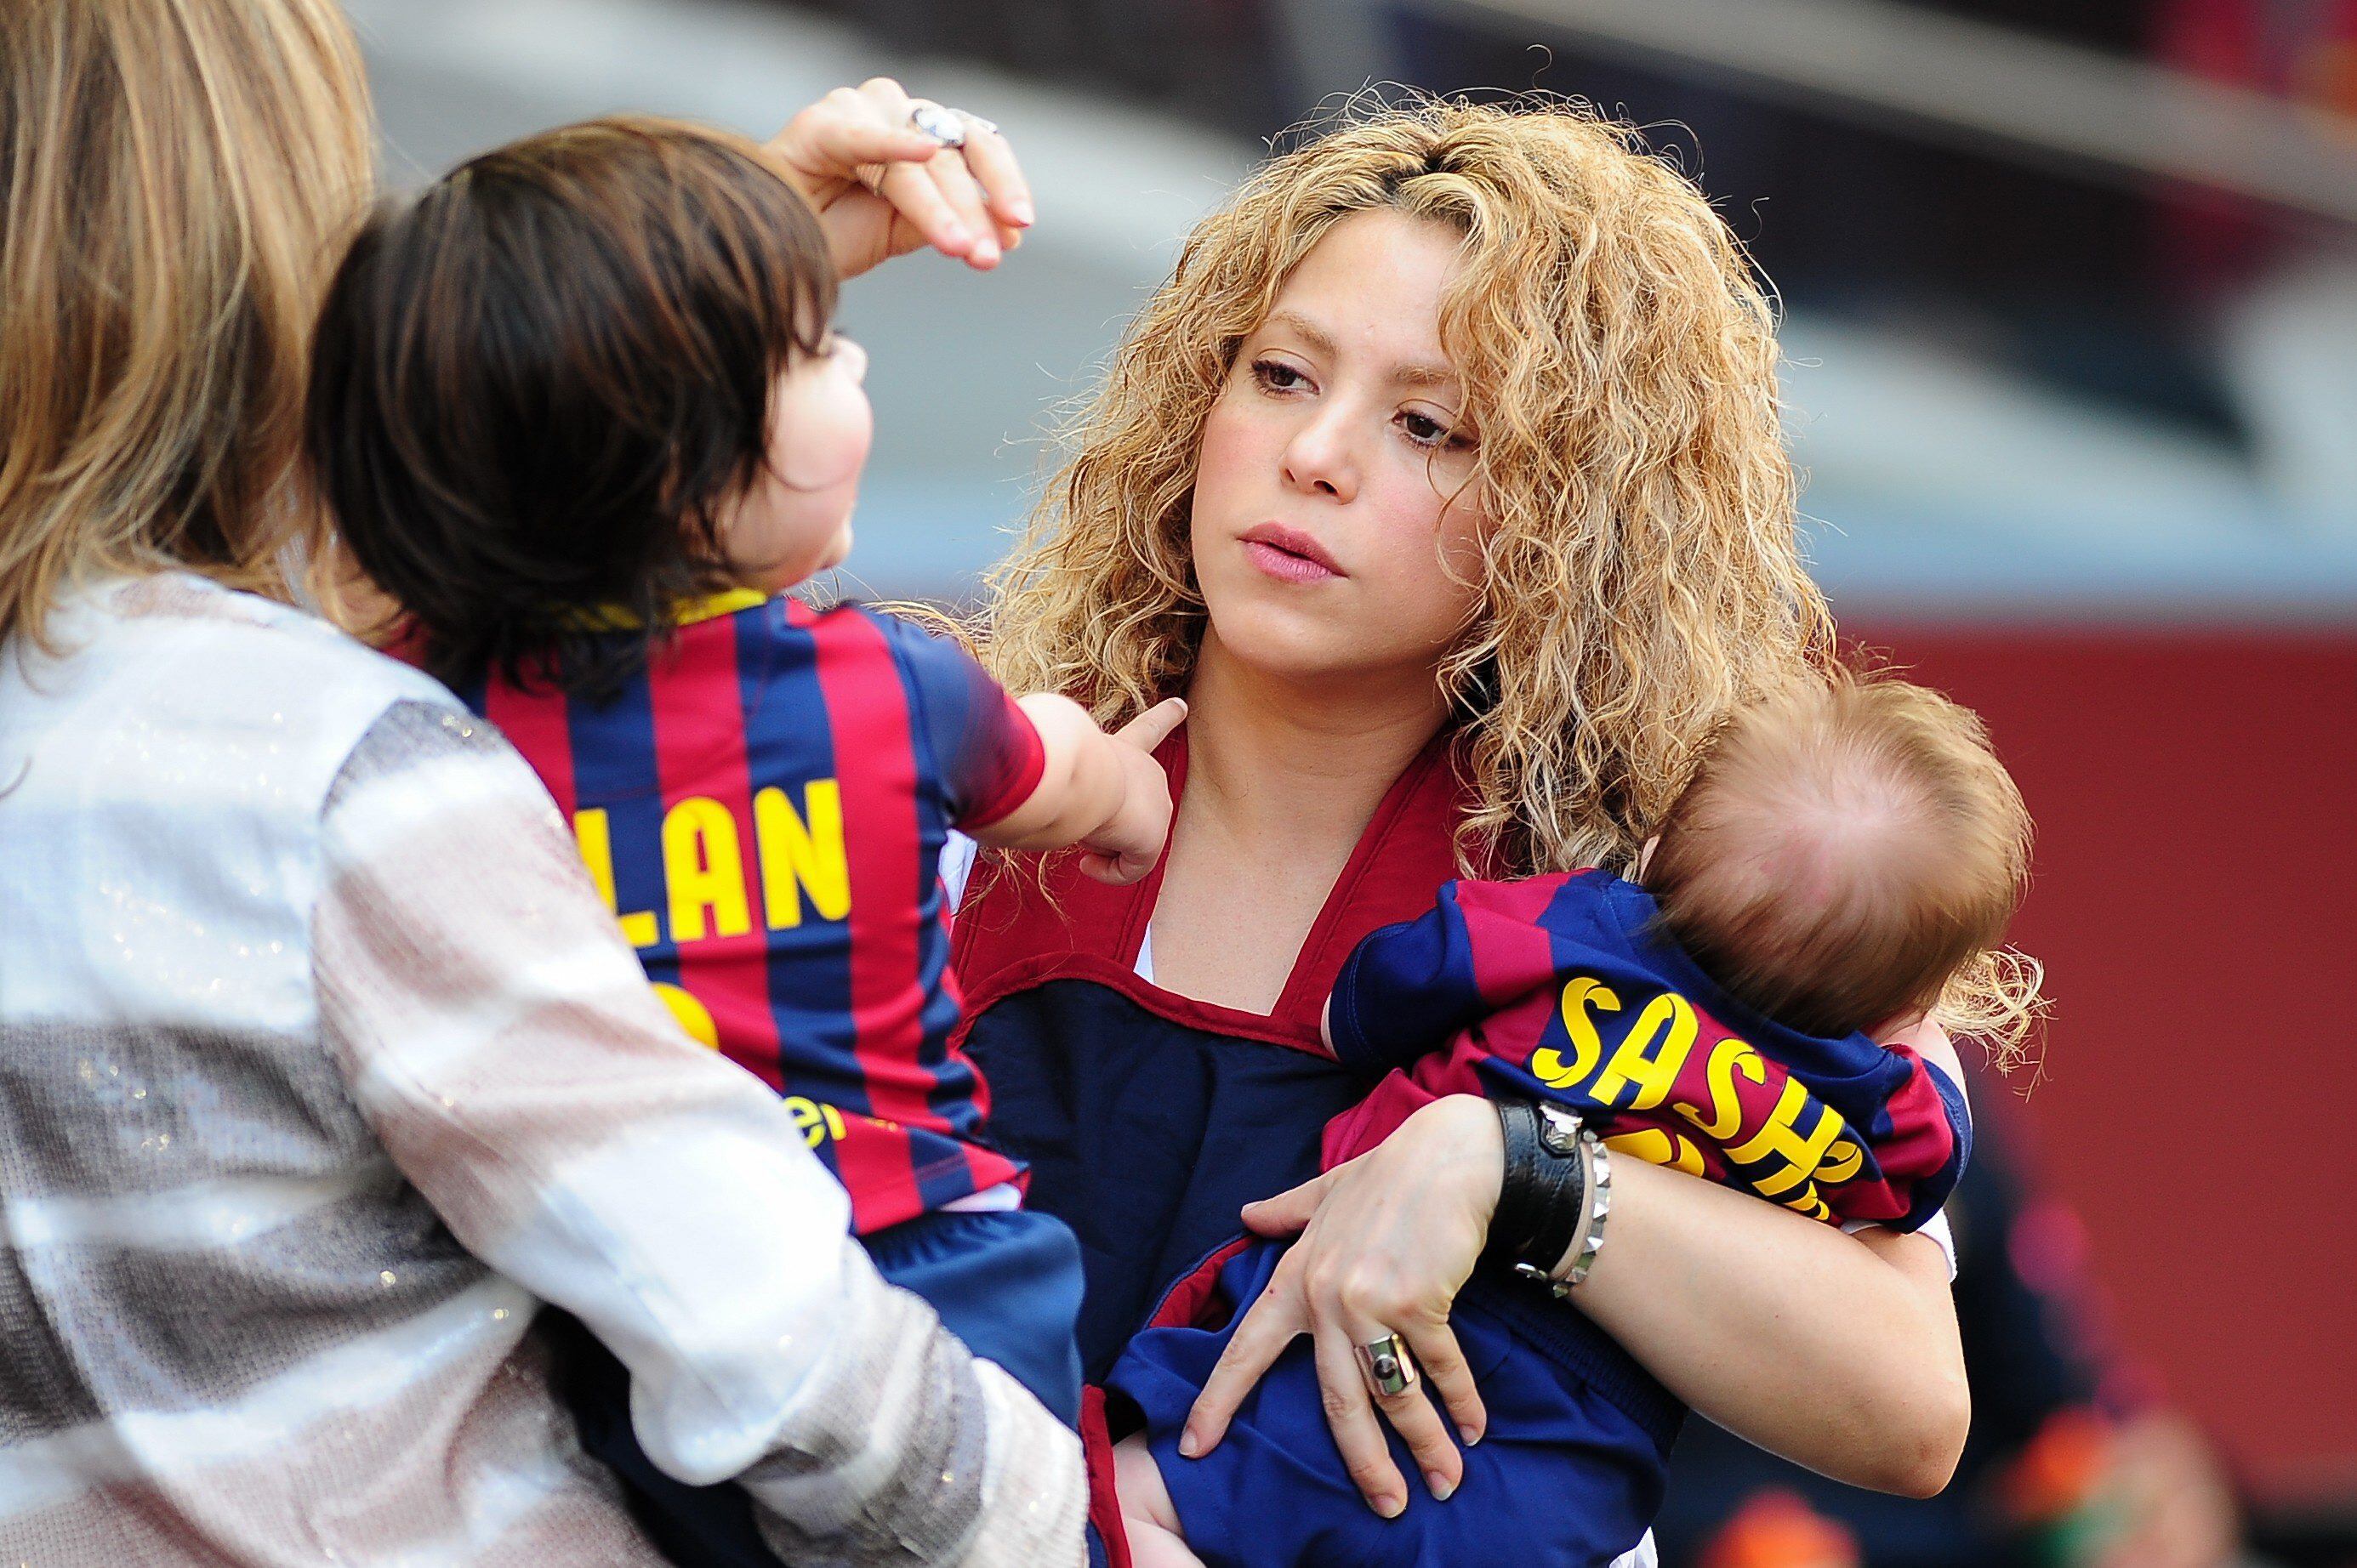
[947,97,2019,1565]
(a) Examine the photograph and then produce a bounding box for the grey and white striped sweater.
[0,573,1082,1565]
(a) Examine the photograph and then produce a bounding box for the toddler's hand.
[1076,698,1186,884]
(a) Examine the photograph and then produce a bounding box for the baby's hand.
[1076,698,1185,884]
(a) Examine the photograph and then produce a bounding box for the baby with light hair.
[1647,670,2035,1043]
[1108,672,2040,1568]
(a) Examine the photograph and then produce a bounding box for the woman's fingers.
[1337,1313,1466,1504]
[871,159,979,260]
[915,130,1004,267]
[1180,1277,1303,1457]
[956,116,1036,231]
[1237,1167,1335,1238]
[767,90,941,210]
[770,86,964,276]
[850,78,1000,267]
[777,91,943,177]
[1308,1320,1409,1517]
[1403,1318,1486,1446]
[771,79,1029,274]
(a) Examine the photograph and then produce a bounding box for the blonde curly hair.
[976,94,2039,1056]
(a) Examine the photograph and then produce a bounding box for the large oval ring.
[907,101,969,149]
[1353,1332,1418,1399]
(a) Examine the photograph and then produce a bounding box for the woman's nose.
[1280,408,1358,503]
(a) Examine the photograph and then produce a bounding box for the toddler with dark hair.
[1110,673,2040,1568]
[311,116,1180,1567]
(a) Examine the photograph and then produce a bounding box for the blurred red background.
[1859,622,2357,1497]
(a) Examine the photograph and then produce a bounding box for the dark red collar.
[950,724,1486,1042]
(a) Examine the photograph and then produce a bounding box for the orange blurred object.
[1698,1489,1863,1568]
[2003,1407,2117,1525]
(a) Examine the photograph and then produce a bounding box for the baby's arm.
[1324,876,1577,1074]
[967,693,1186,883]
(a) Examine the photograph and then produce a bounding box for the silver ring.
[1354,1333,1418,1400]
[908,102,967,149]
[955,110,999,137]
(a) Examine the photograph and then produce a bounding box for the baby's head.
[1643,673,2032,1040]
[311,116,868,696]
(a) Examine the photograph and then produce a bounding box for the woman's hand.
[767,77,1033,278]
[1181,1094,1503,1517]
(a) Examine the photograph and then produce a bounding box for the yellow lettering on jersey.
[572,808,660,948]
[1727,1078,1852,1198]
[1784,1189,1834,1222]
[1534,976,1620,1089]
[1588,991,1698,1112]
[662,797,752,942]
[753,780,851,929]
[1679,1037,1767,1141]
[1605,1128,1706,1176]
[1817,1139,1865,1185]
[652,982,718,1049]
[783,1096,850,1150]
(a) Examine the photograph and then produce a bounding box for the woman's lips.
[1240,523,1343,584]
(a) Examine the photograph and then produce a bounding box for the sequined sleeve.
[310,701,1084,1566]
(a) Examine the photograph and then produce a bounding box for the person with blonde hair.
[0,4,1079,1562]
[944,98,2027,1564]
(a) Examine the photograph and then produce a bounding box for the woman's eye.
[1401,411,1463,450]
[1251,359,1307,392]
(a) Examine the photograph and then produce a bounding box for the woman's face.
[1189,209,1487,691]
[720,333,873,593]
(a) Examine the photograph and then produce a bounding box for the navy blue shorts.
[1106,1238,1681,1568]
[556,1205,1086,1568]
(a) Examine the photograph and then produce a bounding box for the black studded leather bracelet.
[1489,1097,1588,1282]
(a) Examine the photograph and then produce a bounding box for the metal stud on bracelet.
[1551,1135,1613,1295]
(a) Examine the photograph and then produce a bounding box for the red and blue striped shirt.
[465,592,1044,1234]
[1322,869,1971,1231]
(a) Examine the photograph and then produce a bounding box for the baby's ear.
[1634,835,1660,879]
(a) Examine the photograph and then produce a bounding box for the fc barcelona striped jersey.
[463,591,1045,1235]
[1323,870,1972,1231]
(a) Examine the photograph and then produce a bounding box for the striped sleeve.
[1329,878,1569,1075]
[871,611,1045,830]
[310,701,1083,1566]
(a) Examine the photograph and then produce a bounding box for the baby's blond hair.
[1647,673,2045,1064]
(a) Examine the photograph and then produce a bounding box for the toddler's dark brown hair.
[309,115,838,697]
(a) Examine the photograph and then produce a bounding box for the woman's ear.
[1635,834,1660,879]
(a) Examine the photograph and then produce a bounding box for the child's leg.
[1113,1433,1208,1568]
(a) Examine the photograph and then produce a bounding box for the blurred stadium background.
[344,2,2354,1562]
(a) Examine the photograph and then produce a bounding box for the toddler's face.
[720,333,872,592]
